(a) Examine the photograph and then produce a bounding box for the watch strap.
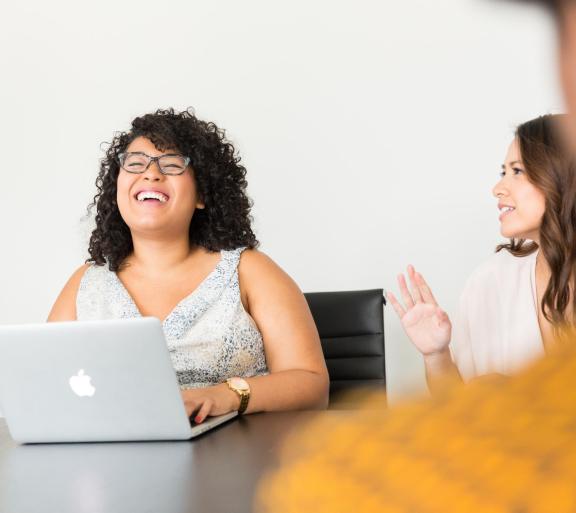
[226,378,251,415]
[237,391,250,414]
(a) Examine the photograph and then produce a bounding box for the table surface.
[0,411,338,513]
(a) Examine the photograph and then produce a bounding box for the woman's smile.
[498,203,516,222]
[134,189,170,206]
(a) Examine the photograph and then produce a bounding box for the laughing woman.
[388,114,576,384]
[48,108,329,421]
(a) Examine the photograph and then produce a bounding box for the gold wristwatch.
[226,377,251,414]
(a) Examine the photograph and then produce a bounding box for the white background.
[0,0,561,402]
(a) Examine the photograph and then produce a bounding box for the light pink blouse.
[450,249,545,380]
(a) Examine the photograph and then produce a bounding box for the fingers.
[407,265,424,303]
[435,307,451,330]
[390,265,439,317]
[386,291,406,319]
[435,306,447,322]
[414,270,438,305]
[182,394,215,424]
[182,384,234,424]
[397,273,415,309]
[194,399,215,424]
[186,400,203,423]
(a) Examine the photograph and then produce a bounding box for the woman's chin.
[499,225,522,239]
[500,228,537,241]
[127,220,172,236]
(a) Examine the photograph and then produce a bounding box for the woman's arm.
[387,265,462,391]
[47,264,90,322]
[238,250,330,412]
[183,250,329,422]
[422,349,461,389]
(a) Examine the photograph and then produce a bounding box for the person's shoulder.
[47,263,93,322]
[238,248,299,290]
[465,248,536,292]
[472,248,535,275]
[238,248,281,277]
[69,263,94,285]
[237,249,305,310]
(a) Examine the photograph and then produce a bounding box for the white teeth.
[136,191,168,203]
[500,206,515,213]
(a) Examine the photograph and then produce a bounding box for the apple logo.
[69,369,96,397]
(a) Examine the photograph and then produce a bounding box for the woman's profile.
[388,114,576,382]
[48,108,329,421]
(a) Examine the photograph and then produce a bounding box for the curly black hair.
[87,108,259,272]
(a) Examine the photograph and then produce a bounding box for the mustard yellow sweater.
[258,341,576,513]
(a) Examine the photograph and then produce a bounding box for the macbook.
[0,317,237,443]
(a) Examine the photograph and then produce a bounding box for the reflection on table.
[0,410,336,513]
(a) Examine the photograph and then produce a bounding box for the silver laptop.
[0,317,237,443]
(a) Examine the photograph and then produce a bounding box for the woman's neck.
[126,233,194,276]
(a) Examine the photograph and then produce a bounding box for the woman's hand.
[181,383,240,424]
[387,265,452,356]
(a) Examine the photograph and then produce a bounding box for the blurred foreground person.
[258,336,576,512]
[517,1,576,144]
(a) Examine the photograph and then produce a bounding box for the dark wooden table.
[0,411,338,513]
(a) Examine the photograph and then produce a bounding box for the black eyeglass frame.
[118,152,191,176]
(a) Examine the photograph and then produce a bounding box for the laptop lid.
[0,317,220,443]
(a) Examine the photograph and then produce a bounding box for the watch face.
[229,377,249,391]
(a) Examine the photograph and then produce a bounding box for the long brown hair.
[497,114,576,327]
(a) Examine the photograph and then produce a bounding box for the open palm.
[388,265,452,355]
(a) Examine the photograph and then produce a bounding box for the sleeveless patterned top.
[76,248,268,388]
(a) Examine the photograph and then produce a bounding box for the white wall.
[0,0,562,403]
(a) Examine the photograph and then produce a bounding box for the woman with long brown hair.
[388,114,576,382]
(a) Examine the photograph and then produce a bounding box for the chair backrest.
[304,289,386,406]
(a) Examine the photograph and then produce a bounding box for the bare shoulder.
[238,249,303,308]
[47,263,92,322]
[238,249,295,284]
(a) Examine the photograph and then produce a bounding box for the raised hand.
[387,265,452,356]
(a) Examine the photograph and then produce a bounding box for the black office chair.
[304,289,386,408]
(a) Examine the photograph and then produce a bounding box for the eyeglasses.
[118,152,191,176]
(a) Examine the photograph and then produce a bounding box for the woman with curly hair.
[48,108,329,422]
[388,114,576,384]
